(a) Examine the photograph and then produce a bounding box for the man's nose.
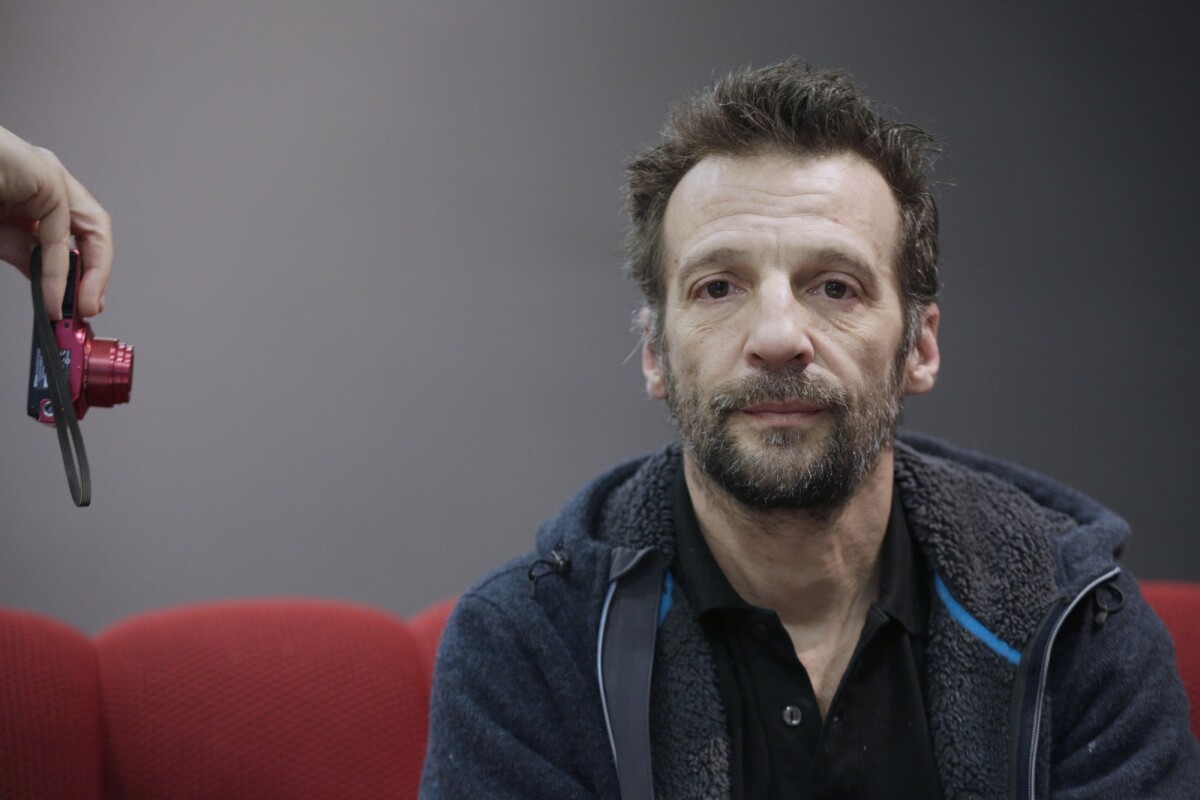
[743,279,815,370]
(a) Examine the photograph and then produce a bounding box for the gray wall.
[1,1,1196,634]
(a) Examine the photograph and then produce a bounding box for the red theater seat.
[0,597,455,799]
[97,599,442,799]
[0,607,102,799]
[1141,581,1200,738]
[0,582,1196,796]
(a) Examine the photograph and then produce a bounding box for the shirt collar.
[671,464,930,637]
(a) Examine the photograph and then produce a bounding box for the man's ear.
[638,307,667,400]
[903,303,940,396]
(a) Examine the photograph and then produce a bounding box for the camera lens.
[85,337,134,408]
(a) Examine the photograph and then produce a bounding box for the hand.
[0,125,112,320]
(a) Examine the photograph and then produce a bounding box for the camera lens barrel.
[84,337,134,408]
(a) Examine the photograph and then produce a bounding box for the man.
[420,61,1199,799]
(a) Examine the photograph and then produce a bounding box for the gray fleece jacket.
[421,433,1200,799]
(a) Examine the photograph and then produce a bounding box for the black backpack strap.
[597,546,665,800]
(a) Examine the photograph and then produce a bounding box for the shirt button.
[782,705,803,726]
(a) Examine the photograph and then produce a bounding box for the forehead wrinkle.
[664,151,901,294]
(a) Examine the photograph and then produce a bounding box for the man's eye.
[823,281,850,299]
[702,281,731,299]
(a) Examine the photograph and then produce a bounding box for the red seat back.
[409,596,458,694]
[0,608,102,799]
[0,585,1194,794]
[96,599,444,799]
[1141,580,1200,738]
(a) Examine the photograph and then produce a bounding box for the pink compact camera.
[27,250,133,423]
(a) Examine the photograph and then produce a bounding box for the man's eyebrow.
[805,246,878,279]
[676,247,751,286]
[677,245,881,285]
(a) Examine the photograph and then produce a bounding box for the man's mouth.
[737,400,826,425]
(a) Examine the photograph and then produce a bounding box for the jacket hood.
[896,431,1129,593]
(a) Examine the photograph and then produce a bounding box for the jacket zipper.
[1016,566,1120,800]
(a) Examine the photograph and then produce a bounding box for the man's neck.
[681,446,894,634]
[683,446,895,714]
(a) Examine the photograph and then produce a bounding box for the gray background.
[1,1,1196,634]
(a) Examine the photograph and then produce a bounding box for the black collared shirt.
[672,468,944,799]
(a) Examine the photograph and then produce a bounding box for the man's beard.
[663,354,905,513]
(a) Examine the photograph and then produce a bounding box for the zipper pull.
[1092,581,1125,627]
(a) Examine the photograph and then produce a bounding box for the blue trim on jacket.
[934,573,1022,665]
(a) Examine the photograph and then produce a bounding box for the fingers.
[0,126,113,319]
[28,147,95,319]
[55,155,112,317]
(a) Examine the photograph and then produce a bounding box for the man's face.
[642,151,939,511]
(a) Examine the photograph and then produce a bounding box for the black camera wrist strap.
[30,248,91,507]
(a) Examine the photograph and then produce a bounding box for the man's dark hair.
[625,60,941,350]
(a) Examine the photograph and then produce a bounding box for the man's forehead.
[661,151,902,278]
